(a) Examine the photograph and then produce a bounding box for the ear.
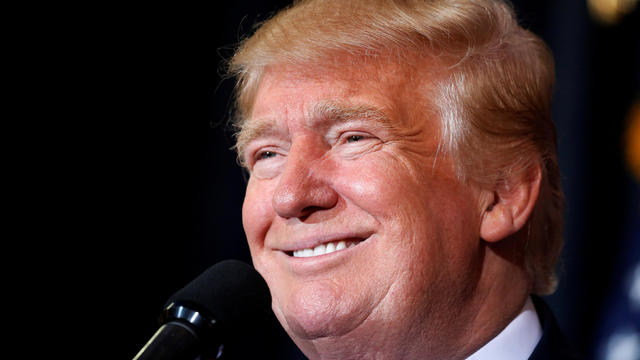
[480,164,542,243]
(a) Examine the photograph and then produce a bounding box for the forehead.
[254,62,412,113]
[245,59,440,130]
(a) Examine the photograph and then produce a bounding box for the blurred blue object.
[593,177,640,360]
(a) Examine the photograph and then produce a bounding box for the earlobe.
[480,165,542,243]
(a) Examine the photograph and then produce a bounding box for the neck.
[448,239,532,359]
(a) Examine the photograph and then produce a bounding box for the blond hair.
[228,0,564,295]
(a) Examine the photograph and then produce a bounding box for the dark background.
[56,1,639,359]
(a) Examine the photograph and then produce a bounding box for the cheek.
[333,156,424,227]
[333,159,399,206]
[242,178,277,250]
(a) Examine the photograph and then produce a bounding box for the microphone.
[133,260,272,360]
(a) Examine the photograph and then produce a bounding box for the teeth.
[313,244,326,256]
[292,240,358,258]
[325,242,336,253]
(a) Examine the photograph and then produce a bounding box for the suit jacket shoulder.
[529,296,582,360]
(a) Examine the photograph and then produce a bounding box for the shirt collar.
[466,296,542,360]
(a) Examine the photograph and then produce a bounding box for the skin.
[239,60,537,359]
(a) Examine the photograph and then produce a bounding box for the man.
[228,0,577,358]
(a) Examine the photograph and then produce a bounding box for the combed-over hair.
[228,0,564,295]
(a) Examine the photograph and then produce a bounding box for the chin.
[275,280,372,341]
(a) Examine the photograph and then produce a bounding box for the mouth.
[285,238,365,258]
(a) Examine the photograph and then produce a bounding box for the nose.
[272,142,338,220]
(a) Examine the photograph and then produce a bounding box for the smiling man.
[228,0,576,359]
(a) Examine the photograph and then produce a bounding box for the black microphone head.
[165,260,272,342]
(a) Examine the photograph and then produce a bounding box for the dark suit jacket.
[529,296,582,359]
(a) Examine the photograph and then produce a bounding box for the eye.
[333,131,383,159]
[347,135,365,143]
[249,148,286,179]
[258,150,278,160]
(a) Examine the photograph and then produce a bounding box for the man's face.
[240,62,486,347]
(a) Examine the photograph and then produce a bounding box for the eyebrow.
[235,101,396,162]
[311,101,394,129]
